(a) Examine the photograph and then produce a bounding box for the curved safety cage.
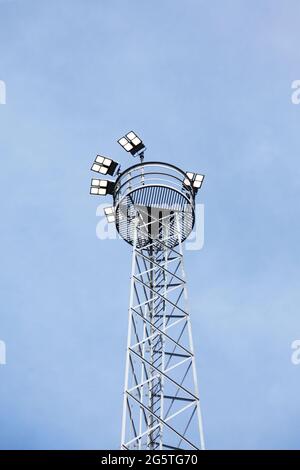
[113,162,196,249]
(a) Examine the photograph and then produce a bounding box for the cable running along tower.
[90,131,205,450]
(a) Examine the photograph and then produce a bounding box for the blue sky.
[0,0,300,449]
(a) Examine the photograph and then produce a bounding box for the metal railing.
[114,162,195,209]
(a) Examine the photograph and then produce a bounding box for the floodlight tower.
[89,131,205,450]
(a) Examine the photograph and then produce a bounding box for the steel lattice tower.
[89,132,205,451]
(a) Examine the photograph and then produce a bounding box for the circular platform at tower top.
[113,162,196,250]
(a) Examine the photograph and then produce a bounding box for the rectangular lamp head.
[184,172,205,191]
[118,131,145,156]
[91,155,119,176]
[90,178,115,196]
[193,174,204,188]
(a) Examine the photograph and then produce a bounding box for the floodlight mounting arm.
[132,147,146,163]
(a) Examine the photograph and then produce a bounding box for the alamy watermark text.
[0,80,6,104]
[0,340,6,365]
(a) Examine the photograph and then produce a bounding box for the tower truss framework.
[121,208,205,450]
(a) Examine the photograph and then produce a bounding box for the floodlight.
[91,179,107,187]
[104,206,116,223]
[118,131,145,156]
[132,137,141,146]
[124,142,133,152]
[91,155,119,176]
[126,132,136,140]
[118,137,128,147]
[193,174,204,189]
[126,132,141,146]
[90,187,105,195]
[90,178,115,196]
[195,174,204,182]
[193,174,204,188]
[184,172,205,191]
